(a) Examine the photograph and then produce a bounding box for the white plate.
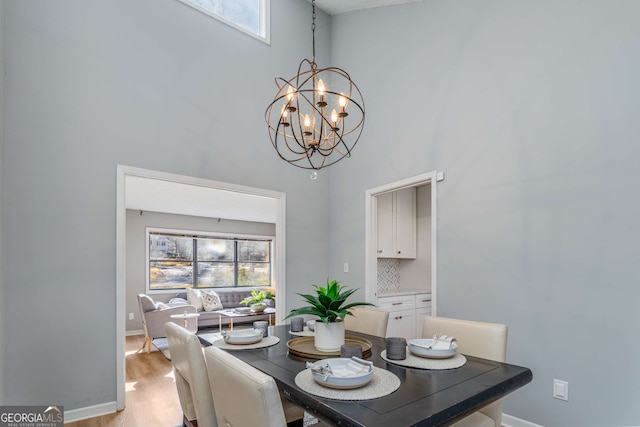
[233,307,253,314]
[309,358,374,389]
[289,327,314,337]
[408,339,457,359]
[223,328,263,345]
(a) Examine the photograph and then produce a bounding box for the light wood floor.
[66,334,184,427]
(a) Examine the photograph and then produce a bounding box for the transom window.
[176,0,270,44]
[147,229,272,291]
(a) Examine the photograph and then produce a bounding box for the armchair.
[137,294,197,353]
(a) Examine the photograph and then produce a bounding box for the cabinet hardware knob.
[377,250,382,253]
[397,251,401,254]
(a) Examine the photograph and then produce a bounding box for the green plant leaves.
[284,279,375,322]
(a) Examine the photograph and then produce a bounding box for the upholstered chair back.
[344,307,390,338]
[165,323,218,427]
[422,316,508,427]
[204,346,288,427]
[137,294,155,335]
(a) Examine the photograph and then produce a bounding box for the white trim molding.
[64,402,118,424]
[503,413,545,427]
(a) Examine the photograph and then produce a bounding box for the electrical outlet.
[128,312,134,320]
[553,379,568,401]
[343,263,349,273]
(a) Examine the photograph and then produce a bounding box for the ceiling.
[313,0,422,15]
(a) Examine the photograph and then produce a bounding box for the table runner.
[294,368,400,401]
[381,349,466,370]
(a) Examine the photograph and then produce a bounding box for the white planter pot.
[314,321,345,352]
[251,303,267,313]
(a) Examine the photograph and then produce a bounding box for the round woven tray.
[381,349,466,370]
[294,367,400,401]
[287,336,372,360]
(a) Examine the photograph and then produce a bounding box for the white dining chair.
[422,316,508,427]
[204,346,304,427]
[344,307,390,337]
[165,322,218,427]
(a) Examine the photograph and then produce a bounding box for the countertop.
[377,289,431,298]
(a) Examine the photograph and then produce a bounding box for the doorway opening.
[364,171,439,312]
[115,165,286,410]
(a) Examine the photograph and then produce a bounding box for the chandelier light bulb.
[281,106,289,126]
[338,93,347,108]
[317,79,327,107]
[303,114,312,136]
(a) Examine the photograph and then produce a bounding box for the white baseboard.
[65,401,117,423]
[126,329,144,336]
[503,413,544,427]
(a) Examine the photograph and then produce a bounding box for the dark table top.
[200,325,532,427]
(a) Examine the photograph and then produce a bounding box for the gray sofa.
[168,288,275,329]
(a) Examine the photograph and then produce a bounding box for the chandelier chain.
[311,0,316,66]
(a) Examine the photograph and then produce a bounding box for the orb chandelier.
[265,0,365,179]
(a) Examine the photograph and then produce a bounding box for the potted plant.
[240,289,275,313]
[285,279,374,352]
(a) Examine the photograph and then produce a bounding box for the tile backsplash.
[377,259,400,294]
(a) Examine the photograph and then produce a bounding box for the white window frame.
[176,0,271,45]
[145,227,275,294]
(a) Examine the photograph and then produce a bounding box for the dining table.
[199,324,532,427]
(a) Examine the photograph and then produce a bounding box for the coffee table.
[214,308,276,332]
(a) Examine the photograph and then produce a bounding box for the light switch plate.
[553,379,568,401]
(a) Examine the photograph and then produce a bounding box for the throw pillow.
[201,289,223,312]
[186,288,204,312]
[155,302,170,310]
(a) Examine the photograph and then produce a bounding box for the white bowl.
[309,358,374,389]
[306,320,316,331]
[408,338,457,359]
[223,329,263,345]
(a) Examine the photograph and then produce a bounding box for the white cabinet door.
[376,188,416,259]
[376,192,394,258]
[415,307,431,339]
[379,294,415,339]
[386,309,415,340]
[395,188,416,259]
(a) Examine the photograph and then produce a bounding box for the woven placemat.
[294,368,400,401]
[381,349,466,370]
[212,335,280,350]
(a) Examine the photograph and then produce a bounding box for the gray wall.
[1,0,330,409]
[329,1,640,426]
[4,0,640,424]
[125,209,275,332]
[0,0,6,404]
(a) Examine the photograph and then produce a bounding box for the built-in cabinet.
[378,292,431,339]
[377,188,416,259]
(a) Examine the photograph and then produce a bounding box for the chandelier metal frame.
[265,0,365,175]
